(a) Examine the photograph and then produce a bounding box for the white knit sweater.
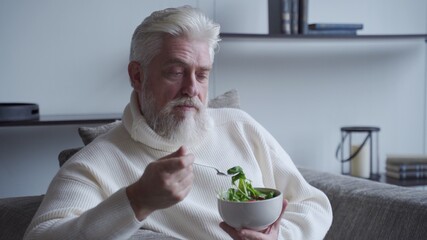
[24,94,332,240]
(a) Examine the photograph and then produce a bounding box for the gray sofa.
[1,90,426,239]
[1,168,426,240]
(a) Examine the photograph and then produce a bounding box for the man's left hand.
[220,199,288,240]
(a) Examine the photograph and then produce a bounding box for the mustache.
[169,97,204,110]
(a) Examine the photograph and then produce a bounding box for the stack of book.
[307,23,364,36]
[386,155,427,180]
[281,0,308,35]
[280,0,363,36]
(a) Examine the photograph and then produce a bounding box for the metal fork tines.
[193,163,230,176]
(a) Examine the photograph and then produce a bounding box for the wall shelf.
[220,33,427,40]
[0,113,121,127]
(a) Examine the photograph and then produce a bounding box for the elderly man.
[24,6,332,240]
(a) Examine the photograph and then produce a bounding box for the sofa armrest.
[0,195,178,240]
[0,195,44,240]
[299,168,427,240]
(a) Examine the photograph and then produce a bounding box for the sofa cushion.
[78,120,122,145]
[58,147,82,167]
[0,195,44,240]
[207,89,240,109]
[299,168,427,240]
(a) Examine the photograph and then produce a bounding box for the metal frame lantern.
[336,126,381,180]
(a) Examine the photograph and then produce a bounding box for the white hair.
[129,6,221,67]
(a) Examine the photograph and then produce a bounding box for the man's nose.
[181,73,198,97]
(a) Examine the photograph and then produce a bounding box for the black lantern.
[336,126,381,180]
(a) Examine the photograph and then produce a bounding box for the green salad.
[222,166,275,202]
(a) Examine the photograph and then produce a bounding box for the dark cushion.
[0,195,44,240]
[299,168,427,240]
[58,147,81,167]
[78,121,122,146]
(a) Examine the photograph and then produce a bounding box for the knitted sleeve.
[23,167,142,240]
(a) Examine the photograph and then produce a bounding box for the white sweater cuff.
[88,187,143,239]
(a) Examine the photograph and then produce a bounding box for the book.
[386,170,427,179]
[386,154,427,165]
[290,0,299,34]
[268,0,283,34]
[386,163,427,172]
[386,155,427,180]
[281,0,291,34]
[306,29,358,36]
[298,0,308,34]
[308,23,364,30]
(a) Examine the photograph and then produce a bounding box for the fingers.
[219,222,241,240]
[264,198,288,235]
[127,146,196,221]
[220,199,289,239]
[158,146,195,174]
[160,146,188,160]
[153,146,195,191]
[158,146,195,186]
[220,222,273,240]
[279,198,288,221]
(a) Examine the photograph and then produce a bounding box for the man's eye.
[197,72,209,81]
[197,75,207,81]
[172,72,183,76]
[167,71,184,79]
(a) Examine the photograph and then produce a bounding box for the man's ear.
[128,61,143,91]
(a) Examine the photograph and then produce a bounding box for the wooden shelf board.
[0,113,121,127]
[220,33,427,40]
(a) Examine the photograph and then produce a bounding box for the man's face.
[129,35,212,141]
[134,35,211,114]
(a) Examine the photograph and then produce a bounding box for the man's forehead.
[151,35,211,66]
[163,57,212,70]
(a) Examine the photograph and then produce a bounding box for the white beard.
[140,92,210,145]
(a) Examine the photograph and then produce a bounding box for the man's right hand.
[126,146,195,221]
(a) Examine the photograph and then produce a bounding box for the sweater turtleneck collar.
[122,91,212,153]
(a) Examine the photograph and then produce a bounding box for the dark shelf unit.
[0,113,121,127]
[220,33,427,40]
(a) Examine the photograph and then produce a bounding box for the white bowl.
[217,188,283,231]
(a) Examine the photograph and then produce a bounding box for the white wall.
[0,0,201,115]
[214,38,426,174]
[309,0,427,35]
[0,0,200,198]
[0,0,426,197]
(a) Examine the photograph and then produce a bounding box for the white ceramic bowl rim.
[217,187,283,231]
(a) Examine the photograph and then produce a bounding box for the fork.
[193,162,232,176]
